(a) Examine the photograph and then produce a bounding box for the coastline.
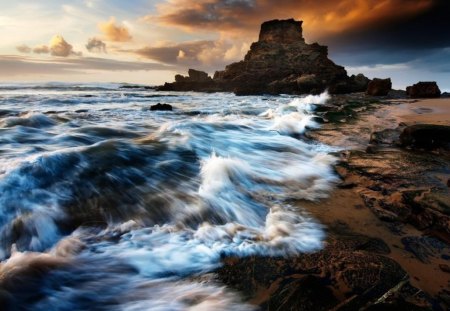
[307,96,450,307]
[217,95,450,310]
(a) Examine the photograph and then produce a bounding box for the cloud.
[49,35,81,57]
[16,45,32,53]
[98,17,132,42]
[146,0,450,76]
[33,45,50,54]
[86,37,107,53]
[133,39,249,71]
[0,55,174,77]
[150,0,435,39]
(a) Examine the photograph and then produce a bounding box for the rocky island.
[158,19,370,95]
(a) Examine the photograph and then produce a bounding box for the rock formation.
[150,103,172,111]
[366,78,392,96]
[158,19,369,95]
[406,81,441,98]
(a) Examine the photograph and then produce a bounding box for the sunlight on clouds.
[49,35,81,57]
[99,17,132,42]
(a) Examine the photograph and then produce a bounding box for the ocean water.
[0,83,338,310]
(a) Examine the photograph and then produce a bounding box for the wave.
[0,90,337,309]
[0,82,143,92]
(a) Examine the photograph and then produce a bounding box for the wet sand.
[300,188,450,298]
[388,98,450,125]
[303,96,450,299]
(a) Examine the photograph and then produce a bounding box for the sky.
[1,0,449,90]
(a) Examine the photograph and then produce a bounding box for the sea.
[0,83,338,310]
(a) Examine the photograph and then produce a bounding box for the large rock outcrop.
[158,19,369,95]
[366,78,392,96]
[406,81,441,98]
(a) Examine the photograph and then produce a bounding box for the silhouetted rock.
[366,78,392,96]
[150,103,172,111]
[159,69,220,92]
[406,82,441,98]
[159,19,370,95]
[400,124,450,150]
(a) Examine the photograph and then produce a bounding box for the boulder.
[406,82,441,98]
[187,69,210,82]
[400,124,450,150]
[150,103,172,111]
[366,78,392,96]
[350,73,371,92]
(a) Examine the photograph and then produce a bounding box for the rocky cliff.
[159,19,368,95]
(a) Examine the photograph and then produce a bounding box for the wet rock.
[406,82,441,98]
[401,236,449,263]
[366,78,392,96]
[150,103,172,111]
[400,124,450,150]
[217,231,411,310]
[160,19,369,95]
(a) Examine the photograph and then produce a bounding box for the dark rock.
[349,73,371,92]
[366,78,392,96]
[217,232,409,310]
[158,69,220,92]
[439,264,450,273]
[406,82,441,98]
[442,92,450,98]
[258,18,304,44]
[400,124,450,150]
[159,19,370,95]
[150,103,172,111]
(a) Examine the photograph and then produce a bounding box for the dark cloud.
[323,0,450,52]
[152,0,438,43]
[86,38,107,53]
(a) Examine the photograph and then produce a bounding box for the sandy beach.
[390,98,450,125]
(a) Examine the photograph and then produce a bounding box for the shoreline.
[306,96,450,304]
[217,95,450,310]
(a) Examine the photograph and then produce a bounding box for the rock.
[439,264,450,273]
[366,78,392,96]
[216,230,416,310]
[160,19,369,95]
[400,124,450,150]
[150,103,172,111]
[158,69,220,92]
[406,82,441,98]
[349,73,371,92]
[258,19,305,44]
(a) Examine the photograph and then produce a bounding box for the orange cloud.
[49,35,81,57]
[134,39,249,71]
[98,17,132,42]
[150,0,434,40]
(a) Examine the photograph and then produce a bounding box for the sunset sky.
[1,0,449,90]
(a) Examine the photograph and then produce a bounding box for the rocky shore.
[214,95,450,310]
